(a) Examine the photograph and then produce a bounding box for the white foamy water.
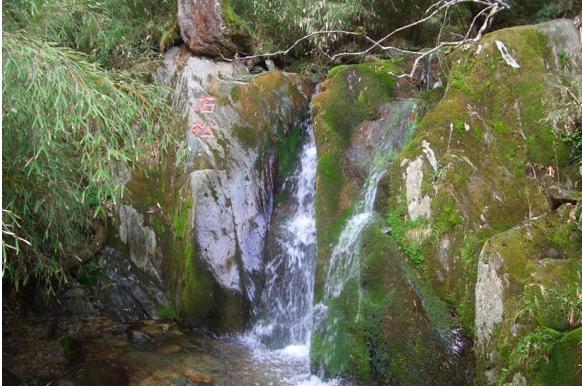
[238,119,341,385]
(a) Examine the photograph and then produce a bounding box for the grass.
[4,0,178,69]
[2,32,180,292]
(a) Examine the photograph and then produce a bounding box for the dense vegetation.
[2,0,180,293]
[232,0,581,58]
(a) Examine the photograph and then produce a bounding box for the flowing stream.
[238,118,338,385]
[236,99,418,384]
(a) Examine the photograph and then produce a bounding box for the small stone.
[128,330,152,343]
[546,248,560,259]
[185,371,213,384]
[382,227,392,235]
[159,344,182,354]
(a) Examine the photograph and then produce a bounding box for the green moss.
[278,125,302,179]
[230,85,241,102]
[386,205,428,271]
[434,198,463,235]
[221,0,243,27]
[172,195,192,240]
[156,304,177,320]
[232,124,259,148]
[327,65,347,78]
[541,327,582,386]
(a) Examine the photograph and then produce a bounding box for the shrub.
[2,33,179,292]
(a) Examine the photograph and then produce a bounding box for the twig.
[222,0,511,79]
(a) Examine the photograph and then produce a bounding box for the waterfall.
[313,99,418,371]
[249,119,318,349]
[239,118,334,385]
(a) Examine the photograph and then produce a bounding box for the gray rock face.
[153,47,309,326]
[105,46,308,328]
[118,205,159,280]
[96,248,169,322]
[475,246,504,353]
[189,169,239,290]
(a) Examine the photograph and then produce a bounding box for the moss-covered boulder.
[475,204,581,385]
[310,60,473,384]
[379,19,581,384]
[384,19,581,337]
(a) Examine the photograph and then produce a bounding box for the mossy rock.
[312,221,473,384]
[312,60,403,302]
[475,205,582,384]
[383,21,581,343]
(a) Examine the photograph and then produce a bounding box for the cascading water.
[313,100,418,372]
[248,118,317,349]
[239,117,337,385]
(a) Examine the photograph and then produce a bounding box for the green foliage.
[2,33,179,292]
[4,0,177,68]
[505,327,563,377]
[545,77,582,164]
[233,0,374,53]
[157,304,178,320]
[386,208,427,271]
[434,199,463,235]
[492,0,580,28]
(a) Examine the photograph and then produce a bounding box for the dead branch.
[222,0,511,79]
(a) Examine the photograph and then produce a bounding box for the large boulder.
[310,61,472,384]
[177,0,252,57]
[384,18,581,336]
[380,18,581,384]
[103,46,309,331]
[475,204,581,385]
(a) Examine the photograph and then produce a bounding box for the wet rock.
[128,330,152,344]
[118,205,160,280]
[61,336,85,365]
[178,0,252,57]
[96,248,169,323]
[151,48,309,330]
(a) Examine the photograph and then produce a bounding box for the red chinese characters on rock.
[192,121,214,138]
[191,95,216,138]
[194,96,216,114]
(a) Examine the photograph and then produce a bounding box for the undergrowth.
[2,32,180,292]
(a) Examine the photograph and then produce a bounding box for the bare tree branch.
[222,0,511,79]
